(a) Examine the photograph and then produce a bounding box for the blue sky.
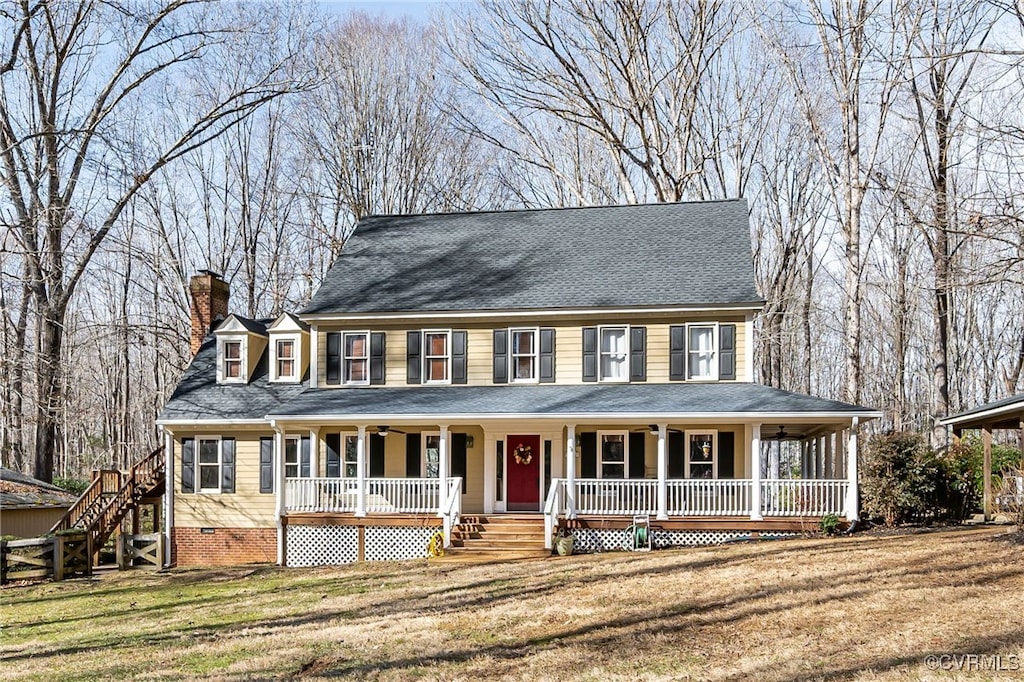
[319,0,471,21]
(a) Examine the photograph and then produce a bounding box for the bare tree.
[0,0,309,481]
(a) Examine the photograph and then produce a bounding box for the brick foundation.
[172,527,276,566]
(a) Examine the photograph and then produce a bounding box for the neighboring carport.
[940,394,1024,519]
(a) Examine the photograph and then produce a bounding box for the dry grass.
[2,526,1023,681]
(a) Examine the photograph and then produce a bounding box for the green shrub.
[819,513,841,536]
[52,476,89,496]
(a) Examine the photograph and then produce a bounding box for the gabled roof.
[941,393,1024,430]
[268,312,311,333]
[214,314,268,336]
[0,468,76,510]
[158,336,307,422]
[302,200,764,316]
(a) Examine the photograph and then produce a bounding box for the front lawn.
[2,526,1022,680]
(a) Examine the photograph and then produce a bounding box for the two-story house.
[157,200,879,567]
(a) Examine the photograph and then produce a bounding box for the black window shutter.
[668,431,685,478]
[325,433,341,478]
[669,325,686,381]
[582,327,598,382]
[406,331,421,384]
[630,326,647,382]
[539,328,556,383]
[719,324,736,380]
[452,330,468,384]
[405,432,421,476]
[221,437,236,493]
[370,332,386,385]
[580,432,597,478]
[370,434,385,477]
[451,433,468,493]
[326,332,341,385]
[718,432,735,478]
[300,436,311,478]
[181,438,195,493]
[259,437,274,493]
[628,432,646,478]
[492,329,508,384]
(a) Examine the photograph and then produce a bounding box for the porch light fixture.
[649,425,659,435]
[377,425,390,437]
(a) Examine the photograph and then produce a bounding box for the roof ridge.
[360,198,746,222]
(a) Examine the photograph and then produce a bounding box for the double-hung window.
[687,432,716,479]
[198,438,221,492]
[423,331,450,383]
[599,432,627,479]
[223,341,242,380]
[510,328,537,382]
[284,436,300,478]
[276,339,296,380]
[344,332,369,384]
[599,326,629,381]
[423,433,440,478]
[343,435,358,478]
[688,325,717,380]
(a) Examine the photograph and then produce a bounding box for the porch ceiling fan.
[376,425,406,436]
[771,425,806,441]
[631,425,683,435]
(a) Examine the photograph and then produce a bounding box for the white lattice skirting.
[287,525,359,567]
[569,528,798,553]
[286,525,438,566]
[365,526,435,562]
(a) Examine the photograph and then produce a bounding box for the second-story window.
[276,339,295,380]
[511,329,537,382]
[599,326,628,381]
[424,331,450,383]
[344,332,369,384]
[223,341,242,380]
[688,325,717,380]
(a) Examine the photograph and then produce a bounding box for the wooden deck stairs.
[49,446,165,565]
[444,514,550,561]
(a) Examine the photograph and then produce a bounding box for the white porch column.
[845,417,859,521]
[565,424,577,519]
[273,423,286,565]
[162,428,174,568]
[355,426,367,517]
[309,428,320,478]
[656,424,668,520]
[750,423,763,521]
[438,424,449,516]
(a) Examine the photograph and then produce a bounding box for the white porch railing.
[667,479,753,516]
[542,478,850,528]
[573,479,659,515]
[760,479,848,516]
[441,477,463,548]
[286,477,449,514]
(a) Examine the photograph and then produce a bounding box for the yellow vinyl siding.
[314,313,750,388]
[174,432,276,528]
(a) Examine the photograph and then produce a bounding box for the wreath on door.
[513,443,533,465]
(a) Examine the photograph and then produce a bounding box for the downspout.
[272,420,286,565]
[161,426,175,568]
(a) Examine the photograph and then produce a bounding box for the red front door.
[506,434,541,511]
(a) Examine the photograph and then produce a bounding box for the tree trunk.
[34,306,65,482]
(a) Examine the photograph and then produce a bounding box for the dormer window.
[223,341,242,379]
[267,313,309,384]
[277,339,296,379]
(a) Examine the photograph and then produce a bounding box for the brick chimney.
[189,271,230,356]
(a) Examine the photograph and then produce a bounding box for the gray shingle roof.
[302,200,763,315]
[941,393,1024,429]
[158,337,307,422]
[1,467,76,509]
[262,383,877,420]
